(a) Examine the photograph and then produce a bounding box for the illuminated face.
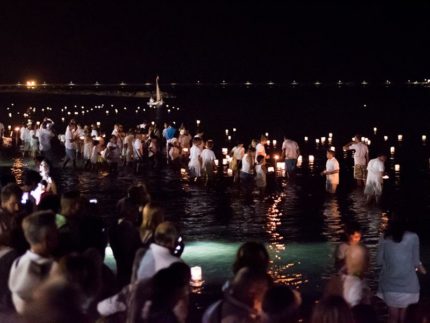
[2,195,20,214]
[350,232,362,244]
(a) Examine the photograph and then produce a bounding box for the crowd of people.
[0,175,428,322]
[0,117,428,322]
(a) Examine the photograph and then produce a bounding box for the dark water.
[1,85,430,319]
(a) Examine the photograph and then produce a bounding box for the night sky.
[1,2,430,83]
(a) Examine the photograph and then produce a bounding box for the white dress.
[188,145,202,177]
[364,158,384,196]
[255,164,266,188]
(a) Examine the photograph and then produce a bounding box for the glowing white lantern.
[328,137,332,144]
[321,137,326,144]
[228,136,231,141]
[191,266,202,281]
[367,140,371,145]
[272,140,277,146]
[180,168,186,175]
[398,134,403,141]
[267,167,275,173]
[309,155,315,163]
[225,129,229,135]
[227,169,233,176]
[267,140,271,146]
[233,128,237,132]
[182,148,189,153]
[394,164,400,172]
[7,125,11,131]
[328,133,333,138]
[422,135,427,142]
[265,132,269,137]
[304,136,308,142]
[330,146,335,151]
[214,160,219,166]
[316,139,320,144]
[222,158,228,165]
[384,136,388,141]
[373,127,377,134]
[96,122,101,126]
[390,146,395,154]
[276,162,285,170]
[274,154,279,161]
[222,148,228,155]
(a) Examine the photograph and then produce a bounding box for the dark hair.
[22,169,42,187]
[233,241,269,274]
[345,222,361,237]
[263,285,300,323]
[384,216,407,243]
[256,155,265,164]
[38,194,61,214]
[1,183,22,203]
[310,296,354,323]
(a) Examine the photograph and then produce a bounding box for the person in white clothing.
[255,155,267,195]
[281,136,300,178]
[200,140,217,185]
[136,221,182,281]
[8,211,57,314]
[188,137,202,181]
[255,135,268,162]
[343,135,369,186]
[230,142,245,183]
[364,154,387,203]
[321,150,340,194]
[63,120,78,169]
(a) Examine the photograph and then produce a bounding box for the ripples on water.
[2,139,430,305]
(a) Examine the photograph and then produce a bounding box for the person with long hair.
[376,216,427,323]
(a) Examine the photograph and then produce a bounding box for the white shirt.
[9,250,53,313]
[189,145,202,162]
[255,143,266,161]
[65,126,77,150]
[136,243,181,281]
[282,139,299,159]
[38,128,54,151]
[366,158,384,184]
[348,142,368,166]
[91,129,98,138]
[201,148,216,164]
[326,157,340,184]
[232,146,245,160]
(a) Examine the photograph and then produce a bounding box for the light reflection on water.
[3,154,430,300]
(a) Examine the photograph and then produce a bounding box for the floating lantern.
[196,120,200,126]
[265,132,269,137]
[398,134,403,142]
[382,175,390,179]
[214,160,219,166]
[309,155,315,163]
[330,146,336,151]
[182,148,189,153]
[276,162,285,170]
[304,136,308,142]
[315,139,320,144]
[321,137,326,144]
[228,136,231,141]
[233,128,237,132]
[225,129,229,135]
[394,164,400,172]
[390,146,395,154]
[180,168,186,175]
[222,148,228,155]
[267,167,275,173]
[373,127,377,134]
[267,140,271,146]
[422,135,427,142]
[96,122,101,126]
[328,133,333,138]
[222,158,228,165]
[328,137,332,144]
[384,136,388,141]
[190,266,203,287]
[227,169,233,176]
[367,140,371,145]
[274,155,279,161]
[273,140,277,146]
[7,125,11,131]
